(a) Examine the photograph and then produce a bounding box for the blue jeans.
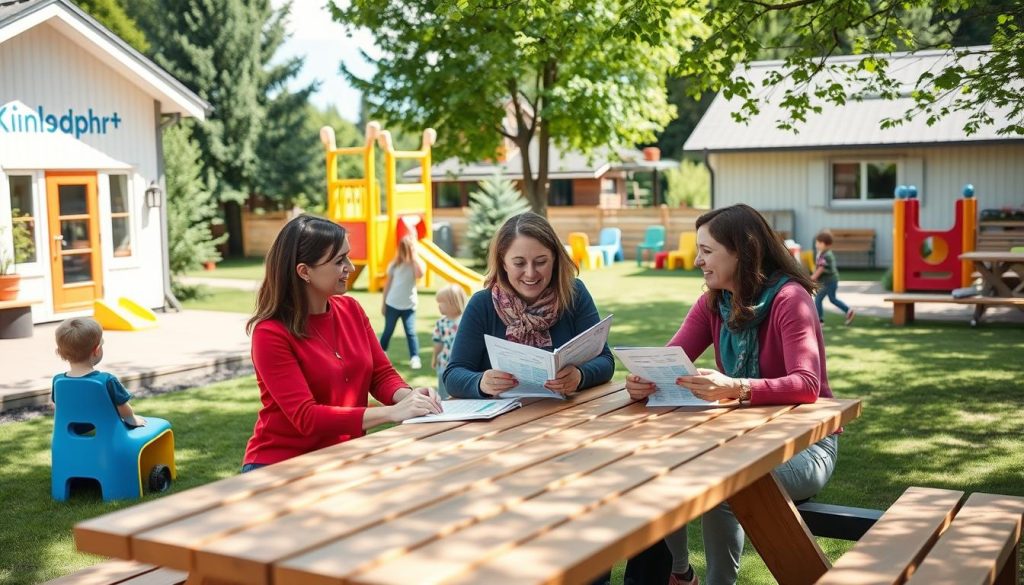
[814,279,850,321]
[241,463,268,473]
[665,434,839,584]
[380,305,420,358]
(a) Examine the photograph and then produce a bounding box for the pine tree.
[463,175,530,264]
[76,0,149,52]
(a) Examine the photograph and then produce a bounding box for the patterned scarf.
[718,274,790,378]
[491,284,560,347]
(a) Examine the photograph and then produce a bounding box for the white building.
[0,0,207,323]
[684,47,1024,267]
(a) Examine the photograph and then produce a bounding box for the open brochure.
[402,398,522,424]
[613,346,713,407]
[484,314,613,400]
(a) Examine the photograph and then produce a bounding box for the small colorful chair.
[636,225,666,266]
[51,376,175,501]
[568,232,605,270]
[666,232,698,270]
[597,227,623,264]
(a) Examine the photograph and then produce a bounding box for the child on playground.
[381,235,426,368]
[431,284,467,399]
[812,229,856,325]
[53,317,146,428]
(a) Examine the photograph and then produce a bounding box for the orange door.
[46,172,103,312]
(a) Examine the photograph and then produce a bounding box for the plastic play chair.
[568,232,605,270]
[636,225,666,266]
[597,227,623,264]
[51,376,176,501]
[666,232,698,270]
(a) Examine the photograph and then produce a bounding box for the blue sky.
[271,0,376,122]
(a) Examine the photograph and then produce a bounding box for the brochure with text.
[402,398,523,424]
[613,346,713,407]
[485,314,613,399]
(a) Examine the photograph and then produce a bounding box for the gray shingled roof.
[684,47,1020,153]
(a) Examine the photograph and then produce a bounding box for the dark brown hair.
[55,317,102,363]
[696,204,815,329]
[815,230,834,246]
[247,215,347,337]
[485,212,578,315]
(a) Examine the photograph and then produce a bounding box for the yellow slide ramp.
[94,297,158,331]
[417,238,483,295]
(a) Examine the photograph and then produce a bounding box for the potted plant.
[0,213,35,301]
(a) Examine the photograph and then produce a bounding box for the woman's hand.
[479,369,518,396]
[389,387,442,421]
[677,368,742,402]
[545,366,582,397]
[625,374,657,401]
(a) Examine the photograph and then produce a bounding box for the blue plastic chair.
[51,376,175,501]
[636,225,666,266]
[597,227,623,264]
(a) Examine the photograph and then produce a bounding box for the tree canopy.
[331,0,701,215]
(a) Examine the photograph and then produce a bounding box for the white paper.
[613,346,713,407]
[402,398,522,424]
[485,315,613,400]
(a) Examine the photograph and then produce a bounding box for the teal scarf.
[718,275,790,378]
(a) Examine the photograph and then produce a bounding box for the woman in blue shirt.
[443,212,614,398]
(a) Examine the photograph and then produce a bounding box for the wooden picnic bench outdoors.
[0,298,40,339]
[41,558,186,585]
[817,486,1024,585]
[884,294,1024,326]
[72,382,860,585]
[828,228,876,269]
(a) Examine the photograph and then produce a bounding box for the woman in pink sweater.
[625,204,839,585]
[241,215,440,472]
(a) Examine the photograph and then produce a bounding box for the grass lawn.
[3,263,1023,583]
[184,256,266,280]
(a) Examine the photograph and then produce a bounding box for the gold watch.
[738,379,752,404]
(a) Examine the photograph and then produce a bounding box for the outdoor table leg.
[728,472,829,585]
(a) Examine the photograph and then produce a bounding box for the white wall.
[0,23,165,322]
[709,143,1024,267]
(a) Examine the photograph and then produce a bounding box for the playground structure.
[319,123,483,294]
[892,185,977,293]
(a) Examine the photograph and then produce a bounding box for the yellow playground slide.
[417,238,483,295]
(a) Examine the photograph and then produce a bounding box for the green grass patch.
[184,256,266,280]
[6,262,1024,584]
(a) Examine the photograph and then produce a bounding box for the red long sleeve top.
[243,295,407,465]
[668,282,833,405]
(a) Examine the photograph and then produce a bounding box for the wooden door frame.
[45,171,102,312]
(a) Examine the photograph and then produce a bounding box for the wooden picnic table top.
[74,383,861,585]
[959,251,1024,263]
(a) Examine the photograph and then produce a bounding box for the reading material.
[484,314,613,399]
[402,398,522,424]
[613,346,713,407]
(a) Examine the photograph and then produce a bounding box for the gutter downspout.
[703,149,716,209]
[157,106,182,311]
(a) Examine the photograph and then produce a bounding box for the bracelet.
[738,379,752,404]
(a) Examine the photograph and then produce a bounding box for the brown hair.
[247,215,347,337]
[484,212,578,315]
[55,317,102,363]
[815,230,834,246]
[696,204,815,329]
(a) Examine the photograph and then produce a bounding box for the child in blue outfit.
[431,285,467,399]
[812,230,856,325]
[53,317,146,428]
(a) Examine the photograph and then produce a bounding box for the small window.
[548,180,573,207]
[434,182,463,208]
[108,175,133,257]
[8,175,37,264]
[832,161,897,202]
[601,178,617,194]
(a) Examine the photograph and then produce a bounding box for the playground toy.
[892,184,977,293]
[94,297,158,331]
[320,123,482,295]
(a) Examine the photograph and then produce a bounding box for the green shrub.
[463,175,530,264]
[664,159,710,208]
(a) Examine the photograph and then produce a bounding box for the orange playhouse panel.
[339,222,367,261]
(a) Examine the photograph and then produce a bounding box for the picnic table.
[74,382,860,585]
[959,251,1024,324]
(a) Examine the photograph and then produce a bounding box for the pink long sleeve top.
[244,295,407,465]
[668,281,833,405]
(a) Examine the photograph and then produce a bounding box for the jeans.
[241,462,269,473]
[380,304,420,358]
[665,434,839,584]
[814,279,850,321]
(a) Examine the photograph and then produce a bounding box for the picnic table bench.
[829,228,876,269]
[0,298,40,339]
[41,559,186,585]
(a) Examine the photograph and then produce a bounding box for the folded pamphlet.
[613,346,714,407]
[402,398,523,424]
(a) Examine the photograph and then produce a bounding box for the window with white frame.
[831,161,898,202]
[107,174,133,257]
[7,175,38,264]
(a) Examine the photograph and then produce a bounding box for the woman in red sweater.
[625,204,838,585]
[241,215,440,472]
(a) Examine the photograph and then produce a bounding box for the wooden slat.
[274,406,779,585]
[885,295,1024,306]
[41,560,159,585]
[189,392,690,584]
[76,384,620,561]
[906,492,1024,585]
[816,486,964,585]
[428,399,859,585]
[730,472,829,585]
[122,568,189,585]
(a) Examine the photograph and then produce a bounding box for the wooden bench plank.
[906,492,1024,585]
[41,560,186,585]
[816,486,964,585]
